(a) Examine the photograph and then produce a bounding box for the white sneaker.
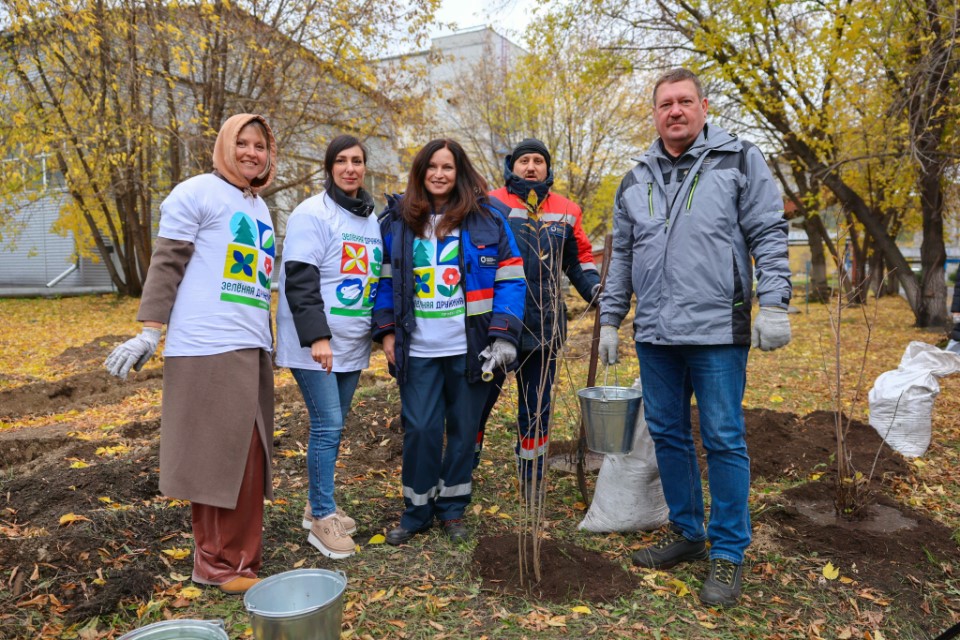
[307,514,356,559]
[302,504,357,534]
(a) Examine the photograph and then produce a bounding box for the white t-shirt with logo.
[159,173,274,357]
[409,216,467,357]
[275,192,383,372]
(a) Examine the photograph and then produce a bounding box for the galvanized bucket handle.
[602,362,620,390]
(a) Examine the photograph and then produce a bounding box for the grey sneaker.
[631,527,708,569]
[699,559,743,606]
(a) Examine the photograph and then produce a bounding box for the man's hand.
[751,307,791,351]
[479,339,517,378]
[587,283,602,308]
[104,327,161,380]
[598,325,620,365]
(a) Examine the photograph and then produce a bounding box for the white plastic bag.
[579,378,669,532]
[867,341,960,458]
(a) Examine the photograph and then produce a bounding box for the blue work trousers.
[476,348,555,479]
[398,354,490,530]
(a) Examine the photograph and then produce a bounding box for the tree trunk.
[802,214,831,302]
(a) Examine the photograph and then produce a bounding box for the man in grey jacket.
[598,68,792,607]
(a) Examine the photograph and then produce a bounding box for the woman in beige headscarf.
[105,114,278,594]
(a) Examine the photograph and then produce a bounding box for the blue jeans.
[291,368,362,520]
[398,355,490,530]
[636,342,751,564]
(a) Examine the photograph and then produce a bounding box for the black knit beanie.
[509,138,551,172]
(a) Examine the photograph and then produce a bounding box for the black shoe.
[631,527,708,569]
[699,559,743,606]
[441,519,469,542]
[385,524,429,546]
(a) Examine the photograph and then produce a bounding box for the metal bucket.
[578,386,643,454]
[244,569,347,640]
[118,620,228,640]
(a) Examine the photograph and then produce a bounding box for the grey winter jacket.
[600,123,791,346]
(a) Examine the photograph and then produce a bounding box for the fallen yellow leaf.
[162,547,192,560]
[570,605,591,614]
[368,534,386,545]
[668,578,690,597]
[69,460,90,469]
[769,394,784,403]
[59,513,91,526]
[97,497,113,503]
[179,586,202,599]
[822,561,840,580]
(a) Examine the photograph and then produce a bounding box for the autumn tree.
[0,0,434,295]
[434,10,654,237]
[575,0,959,326]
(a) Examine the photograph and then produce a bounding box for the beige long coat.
[137,113,278,509]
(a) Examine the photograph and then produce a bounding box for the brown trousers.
[190,426,265,585]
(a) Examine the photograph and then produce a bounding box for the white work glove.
[104,327,161,380]
[479,339,517,377]
[952,312,960,325]
[598,325,620,365]
[751,307,791,351]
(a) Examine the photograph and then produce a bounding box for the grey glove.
[104,327,161,380]
[479,339,517,374]
[598,325,619,365]
[751,307,791,351]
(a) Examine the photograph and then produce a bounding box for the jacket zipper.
[647,182,653,217]
[685,171,700,210]
[459,226,470,377]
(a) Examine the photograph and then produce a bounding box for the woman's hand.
[311,338,333,373]
[382,334,396,366]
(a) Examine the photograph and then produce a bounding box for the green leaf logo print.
[371,246,382,276]
[438,237,459,265]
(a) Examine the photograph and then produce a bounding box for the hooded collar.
[503,155,555,210]
[212,113,277,198]
[646,122,738,164]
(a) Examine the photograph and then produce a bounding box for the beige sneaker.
[308,514,356,559]
[302,505,356,535]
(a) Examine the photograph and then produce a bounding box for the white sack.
[867,341,960,458]
[579,378,669,532]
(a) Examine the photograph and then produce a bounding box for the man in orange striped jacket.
[478,138,601,499]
